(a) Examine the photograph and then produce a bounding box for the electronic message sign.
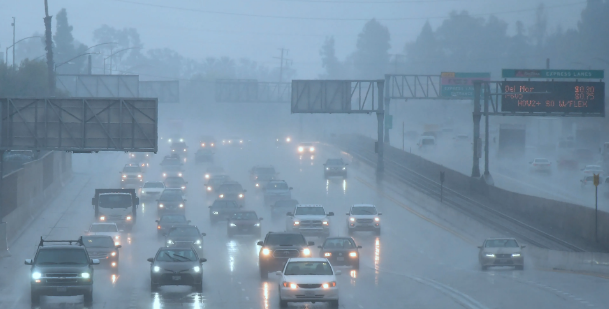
[501,81,605,115]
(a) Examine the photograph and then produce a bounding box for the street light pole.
[5,36,45,68]
[103,46,141,75]
[12,17,15,68]
[54,52,100,72]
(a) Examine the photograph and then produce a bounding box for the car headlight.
[141,190,146,194]
[115,235,120,240]
[262,248,270,255]
[230,223,237,227]
[115,241,120,246]
[342,167,346,170]
[167,240,174,245]
[207,187,212,191]
[286,137,291,142]
[255,183,259,187]
[181,186,186,189]
[184,149,187,152]
[240,140,243,143]
[81,273,91,279]
[205,174,210,179]
[349,217,355,222]
[254,223,260,227]
[137,174,142,178]
[100,216,106,221]
[298,147,304,152]
[32,272,42,280]
[179,204,184,208]
[374,217,380,222]
[213,211,219,215]
[195,239,201,245]
[126,216,132,221]
[485,253,495,258]
[193,266,200,273]
[153,266,161,272]
[122,175,126,178]
[159,204,164,208]
[310,147,315,152]
[283,282,298,289]
[322,282,336,289]
[322,221,328,225]
[178,173,182,177]
[302,248,311,256]
[219,194,224,198]
[512,253,521,257]
[157,225,161,230]
[238,194,244,198]
[349,252,357,257]
[293,221,300,225]
[172,149,175,152]
[211,143,214,146]
[326,167,329,170]
[324,252,331,257]
[111,252,117,257]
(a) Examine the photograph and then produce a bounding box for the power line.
[109,0,586,22]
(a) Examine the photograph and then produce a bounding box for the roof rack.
[38,236,84,247]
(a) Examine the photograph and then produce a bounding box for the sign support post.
[471,81,481,178]
[383,75,391,145]
[483,83,494,185]
[377,80,385,176]
[594,173,599,242]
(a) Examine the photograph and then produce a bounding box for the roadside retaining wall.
[528,245,609,275]
[1,151,72,243]
[334,134,609,248]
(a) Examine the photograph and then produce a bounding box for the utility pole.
[11,17,15,69]
[43,0,55,96]
[274,48,290,83]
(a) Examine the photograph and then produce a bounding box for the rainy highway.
[0,136,607,309]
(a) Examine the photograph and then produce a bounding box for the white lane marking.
[408,276,489,309]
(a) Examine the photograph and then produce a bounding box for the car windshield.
[123,166,141,173]
[210,177,229,185]
[89,224,118,232]
[160,215,187,223]
[268,182,288,190]
[36,248,89,265]
[485,239,519,248]
[98,194,132,209]
[284,262,333,275]
[323,238,355,249]
[212,201,239,208]
[155,249,197,262]
[534,159,549,163]
[144,182,164,188]
[166,177,185,184]
[351,206,377,215]
[231,212,258,220]
[162,165,182,171]
[167,227,200,237]
[265,234,306,246]
[160,191,183,201]
[326,159,344,165]
[82,237,115,248]
[295,207,325,216]
[274,199,299,207]
[421,138,435,145]
[219,184,243,192]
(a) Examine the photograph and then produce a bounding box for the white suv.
[140,181,165,199]
[276,258,341,308]
[346,204,382,235]
[286,205,334,236]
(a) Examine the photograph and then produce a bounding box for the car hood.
[230,219,259,225]
[155,261,199,272]
[350,214,377,219]
[293,215,328,220]
[482,247,522,254]
[34,264,90,273]
[283,275,336,284]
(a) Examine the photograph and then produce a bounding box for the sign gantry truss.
[56,75,140,98]
[215,80,291,103]
[0,98,158,152]
[291,80,383,113]
[385,75,441,100]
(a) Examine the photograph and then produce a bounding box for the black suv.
[209,199,241,223]
[256,232,314,279]
[157,188,186,215]
[25,237,100,306]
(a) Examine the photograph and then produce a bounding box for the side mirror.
[345,213,350,215]
[275,271,283,276]
[201,233,207,236]
[286,212,293,216]
[91,259,100,265]
[116,245,122,249]
[317,245,322,248]
[259,217,263,221]
[521,245,526,249]
[335,270,342,275]
[289,187,293,190]
[24,259,33,265]
[357,245,362,249]
[328,212,334,216]
[155,220,159,223]
[200,258,207,263]
[308,241,315,246]
[477,246,482,249]
[257,241,264,246]
[147,258,154,263]
[378,213,382,216]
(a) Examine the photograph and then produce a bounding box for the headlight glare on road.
[485,253,495,258]
[153,266,160,272]
[81,273,91,279]
[32,272,42,280]
[349,252,357,257]
[193,266,200,273]
[262,248,270,255]
[512,253,521,257]
[230,223,237,227]
[324,252,331,257]
[302,248,311,256]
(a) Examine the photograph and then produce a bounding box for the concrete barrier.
[528,245,609,275]
[0,151,72,247]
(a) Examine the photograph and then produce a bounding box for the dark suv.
[25,237,100,306]
[256,232,314,279]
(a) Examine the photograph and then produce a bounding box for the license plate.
[305,291,315,297]
[498,259,509,264]
[172,276,181,281]
[337,257,344,261]
[56,287,67,292]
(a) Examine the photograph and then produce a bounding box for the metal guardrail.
[339,138,584,252]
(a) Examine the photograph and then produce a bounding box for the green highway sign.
[440,72,491,98]
[502,69,604,79]
[385,115,393,129]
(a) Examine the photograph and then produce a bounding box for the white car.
[582,164,604,176]
[141,181,165,198]
[286,204,334,236]
[529,158,551,172]
[276,258,341,308]
[346,204,382,235]
[85,223,122,246]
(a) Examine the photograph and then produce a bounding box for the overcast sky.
[0,0,588,79]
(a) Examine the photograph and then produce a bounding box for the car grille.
[298,284,321,288]
[160,273,195,284]
[356,219,373,223]
[109,215,124,219]
[46,273,78,278]
[295,294,324,299]
[300,220,322,228]
[495,254,512,258]
[126,175,137,179]
[273,249,300,258]
[46,278,79,283]
[175,241,194,246]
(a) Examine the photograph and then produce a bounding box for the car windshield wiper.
[59,262,85,264]
[172,254,192,261]
[279,244,294,246]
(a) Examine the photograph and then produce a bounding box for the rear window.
[219,184,243,192]
[144,182,165,188]
[83,237,114,248]
[89,224,118,233]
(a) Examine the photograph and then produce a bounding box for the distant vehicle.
[581,174,602,187]
[26,238,99,305]
[286,204,334,236]
[421,131,437,139]
[91,189,139,230]
[318,237,361,269]
[581,164,603,175]
[222,136,244,146]
[157,188,186,215]
[264,180,293,204]
[82,235,121,270]
[171,141,189,154]
[204,165,225,180]
[128,152,151,162]
[204,174,231,194]
[148,246,206,292]
[323,158,348,178]
[84,223,121,246]
[276,136,292,146]
[227,210,263,237]
[164,176,188,193]
[297,142,315,154]
[257,232,314,279]
[346,204,381,235]
[160,156,184,177]
[478,238,524,271]
[216,181,247,204]
[529,158,552,173]
[208,199,242,223]
[165,225,206,254]
[195,148,214,163]
[120,164,143,187]
[141,181,165,199]
[199,135,216,148]
[276,258,340,308]
[156,214,190,237]
[250,165,277,188]
[417,136,436,149]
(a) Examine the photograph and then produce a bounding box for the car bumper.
[152,273,202,286]
[32,284,92,296]
[480,256,524,266]
[291,227,330,235]
[348,222,380,230]
[279,286,339,302]
[121,179,143,184]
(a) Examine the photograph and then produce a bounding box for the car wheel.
[30,291,39,305]
[279,299,289,308]
[329,299,339,308]
[84,290,93,305]
[194,283,203,292]
[259,266,268,280]
[150,282,159,292]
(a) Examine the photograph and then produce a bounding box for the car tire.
[30,291,39,305]
[194,283,203,292]
[329,299,339,308]
[84,290,93,305]
[259,266,268,280]
[151,282,159,292]
[279,299,288,308]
